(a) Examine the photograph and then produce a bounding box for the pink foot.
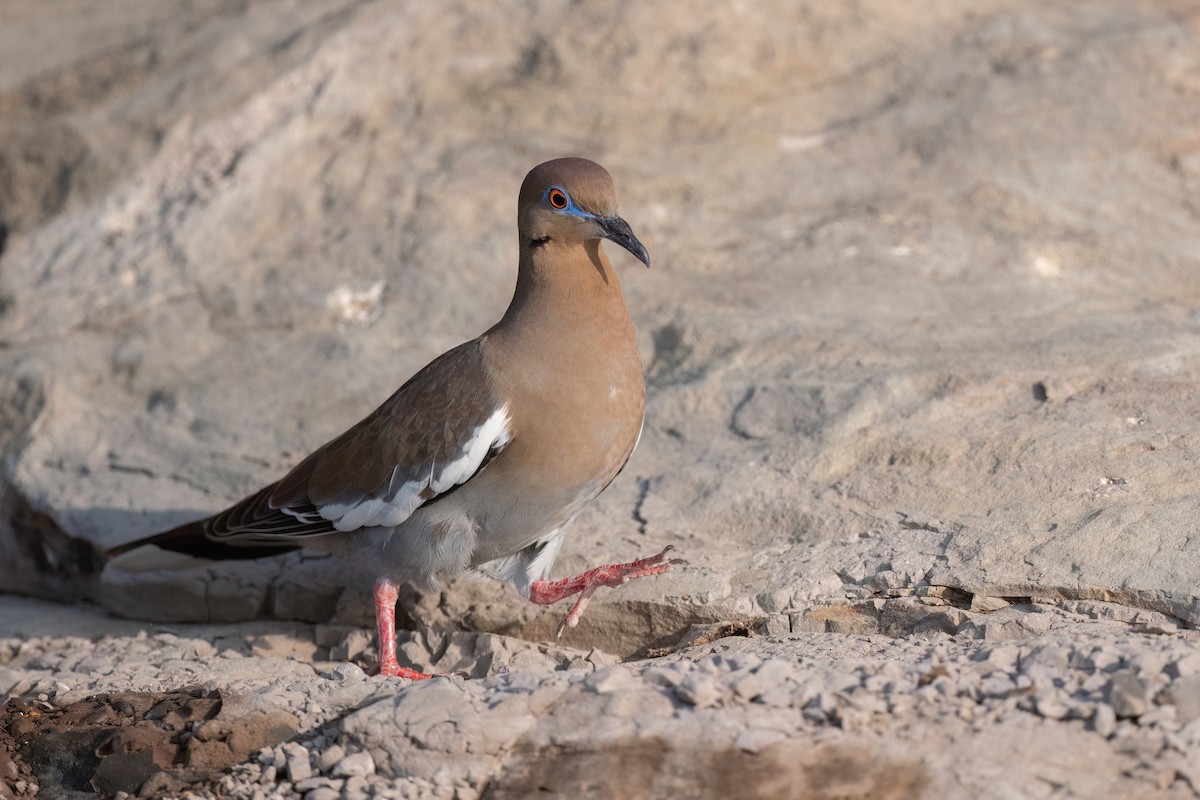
[369,576,434,680]
[529,546,683,637]
[369,659,435,680]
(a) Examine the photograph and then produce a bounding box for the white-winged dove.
[109,158,679,679]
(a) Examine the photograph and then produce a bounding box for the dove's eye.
[548,188,569,209]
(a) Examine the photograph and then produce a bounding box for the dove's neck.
[485,237,642,403]
[495,238,634,345]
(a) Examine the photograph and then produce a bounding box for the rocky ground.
[4,595,1200,799]
[3,0,1200,797]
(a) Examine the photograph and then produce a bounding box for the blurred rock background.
[7,3,1200,797]
[2,0,1200,653]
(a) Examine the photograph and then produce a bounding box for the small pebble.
[1034,693,1069,721]
[980,672,1017,698]
[1164,675,1200,725]
[304,788,341,800]
[584,667,634,694]
[640,666,684,687]
[288,752,314,783]
[1092,704,1117,738]
[319,745,346,772]
[721,653,764,672]
[342,775,371,799]
[333,751,375,778]
[673,674,722,708]
[296,777,345,793]
[757,684,795,708]
[1109,670,1149,719]
[1136,705,1177,729]
[981,645,1021,672]
[1168,653,1200,679]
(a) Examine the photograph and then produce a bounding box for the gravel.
[4,595,1200,798]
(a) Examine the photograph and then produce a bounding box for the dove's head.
[517,158,650,268]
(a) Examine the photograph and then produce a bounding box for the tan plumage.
[108,158,677,678]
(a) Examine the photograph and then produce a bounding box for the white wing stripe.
[332,497,388,531]
[321,404,511,532]
[431,405,511,494]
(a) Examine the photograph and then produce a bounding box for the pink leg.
[369,576,433,680]
[529,546,682,637]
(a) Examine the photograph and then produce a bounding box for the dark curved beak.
[596,215,651,268]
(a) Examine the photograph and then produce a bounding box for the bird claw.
[556,588,599,638]
[370,660,435,680]
[532,545,683,637]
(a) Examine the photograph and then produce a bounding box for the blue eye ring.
[548,187,569,209]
